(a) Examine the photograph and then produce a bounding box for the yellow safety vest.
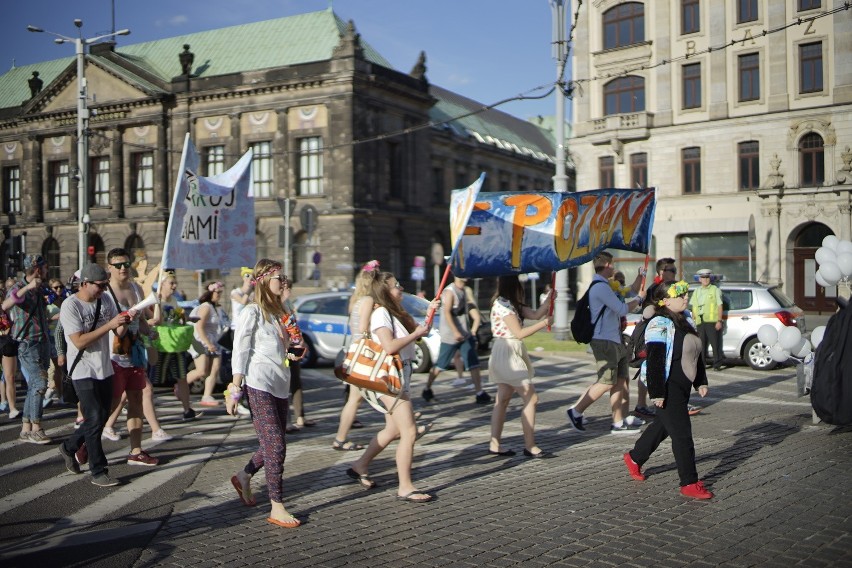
[690,285,721,324]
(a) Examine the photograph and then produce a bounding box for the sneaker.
[0,401,8,412]
[91,472,120,487]
[235,404,251,416]
[151,429,173,441]
[101,427,120,442]
[687,404,703,416]
[566,407,586,432]
[623,452,646,481]
[75,443,88,465]
[42,388,56,408]
[199,396,220,407]
[680,480,713,499]
[610,423,642,435]
[182,408,203,421]
[451,378,469,388]
[475,391,492,404]
[624,415,646,427]
[59,445,81,474]
[422,388,434,402]
[8,409,21,420]
[127,450,159,467]
[634,405,656,417]
[26,430,52,444]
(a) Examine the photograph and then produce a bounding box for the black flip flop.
[488,449,516,457]
[345,467,377,489]
[396,491,432,503]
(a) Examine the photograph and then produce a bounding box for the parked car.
[292,290,444,373]
[624,281,805,370]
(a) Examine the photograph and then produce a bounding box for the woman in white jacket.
[226,259,300,528]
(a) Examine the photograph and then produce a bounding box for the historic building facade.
[570,0,851,312]
[0,9,557,296]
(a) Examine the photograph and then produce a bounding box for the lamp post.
[27,20,130,272]
[550,0,570,339]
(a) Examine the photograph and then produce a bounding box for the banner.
[161,134,256,270]
[451,187,656,278]
[449,173,484,259]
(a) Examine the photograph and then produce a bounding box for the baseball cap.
[696,268,712,277]
[80,263,109,283]
[23,254,47,270]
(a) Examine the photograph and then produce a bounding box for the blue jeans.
[18,339,49,424]
[63,377,114,477]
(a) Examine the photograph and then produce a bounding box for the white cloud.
[155,15,189,27]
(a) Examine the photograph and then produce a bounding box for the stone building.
[0,9,557,296]
[570,0,851,312]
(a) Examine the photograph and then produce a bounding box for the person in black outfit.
[622,280,713,499]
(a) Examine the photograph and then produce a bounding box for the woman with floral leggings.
[226,258,300,528]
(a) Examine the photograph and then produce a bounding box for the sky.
[1,0,573,122]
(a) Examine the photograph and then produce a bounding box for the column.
[275,109,289,198]
[24,136,43,222]
[68,136,79,219]
[110,127,124,217]
[155,119,168,211]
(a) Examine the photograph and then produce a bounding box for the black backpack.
[570,280,606,344]
[628,316,654,368]
[810,299,852,426]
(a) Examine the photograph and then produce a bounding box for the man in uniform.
[689,268,725,371]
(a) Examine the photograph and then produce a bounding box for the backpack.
[570,280,606,344]
[628,316,654,368]
[810,299,852,426]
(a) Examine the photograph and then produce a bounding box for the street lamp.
[28,20,130,271]
[550,0,570,339]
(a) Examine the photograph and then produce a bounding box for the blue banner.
[451,187,656,278]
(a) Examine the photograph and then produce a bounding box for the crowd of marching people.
[2,249,716,527]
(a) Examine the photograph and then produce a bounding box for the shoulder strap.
[68,298,102,378]
[589,280,607,328]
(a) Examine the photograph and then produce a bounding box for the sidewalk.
[136,357,851,567]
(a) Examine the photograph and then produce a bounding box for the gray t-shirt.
[438,285,470,343]
[60,293,119,380]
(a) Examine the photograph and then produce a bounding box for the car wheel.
[744,337,778,371]
[300,336,319,368]
[412,340,431,374]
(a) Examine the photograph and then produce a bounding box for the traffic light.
[3,236,23,276]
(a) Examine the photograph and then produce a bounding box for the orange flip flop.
[230,475,256,506]
[267,515,301,528]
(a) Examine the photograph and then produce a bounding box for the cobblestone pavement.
[130,353,851,568]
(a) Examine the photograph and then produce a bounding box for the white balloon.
[770,343,790,363]
[792,338,812,359]
[811,326,827,349]
[818,262,842,286]
[815,247,836,266]
[815,269,830,288]
[778,326,802,350]
[837,253,852,278]
[757,324,778,347]
[836,240,852,256]
[822,235,840,251]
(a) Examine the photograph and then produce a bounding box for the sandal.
[267,515,300,528]
[230,475,256,506]
[332,439,364,451]
[285,425,301,434]
[351,420,364,429]
[345,467,377,489]
[297,418,316,427]
[413,411,422,421]
[415,422,434,442]
[396,491,432,503]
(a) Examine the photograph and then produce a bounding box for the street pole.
[28,20,130,272]
[550,0,570,340]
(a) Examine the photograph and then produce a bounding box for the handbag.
[339,333,404,396]
[153,324,195,353]
[63,298,102,406]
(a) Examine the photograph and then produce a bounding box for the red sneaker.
[75,443,88,465]
[127,450,160,467]
[623,452,646,481]
[680,481,713,499]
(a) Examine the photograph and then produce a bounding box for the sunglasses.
[109,261,132,269]
[269,275,288,282]
[663,268,677,273]
[51,285,63,291]
[699,275,711,279]
[86,281,109,289]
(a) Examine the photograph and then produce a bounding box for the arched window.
[603,2,645,49]
[799,132,824,187]
[41,237,60,280]
[603,76,645,115]
[795,223,832,248]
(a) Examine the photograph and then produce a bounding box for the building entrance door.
[793,223,836,313]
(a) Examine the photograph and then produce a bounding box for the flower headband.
[207,281,224,292]
[659,280,690,306]
[362,260,380,273]
[254,264,283,285]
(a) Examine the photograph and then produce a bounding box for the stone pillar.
[24,136,43,222]
[68,136,79,219]
[110,128,124,217]
[707,2,728,120]
[155,120,168,211]
[228,113,241,163]
[766,0,788,112]
[275,109,289,198]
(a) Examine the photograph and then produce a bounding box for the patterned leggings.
[244,386,289,503]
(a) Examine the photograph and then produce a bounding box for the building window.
[799,133,824,187]
[738,53,760,102]
[603,76,645,115]
[205,145,225,176]
[630,153,648,188]
[131,152,154,204]
[90,156,110,207]
[49,161,70,210]
[799,42,823,94]
[738,141,760,190]
[680,233,749,280]
[599,156,615,188]
[432,167,444,205]
[41,237,61,280]
[249,141,273,198]
[2,166,21,214]
[298,137,323,196]
[603,2,644,49]
[798,0,820,10]
[737,0,758,23]
[682,63,702,109]
[387,141,403,199]
[682,147,701,194]
[682,0,700,34]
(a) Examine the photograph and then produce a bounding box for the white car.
[623,281,805,370]
[292,290,442,373]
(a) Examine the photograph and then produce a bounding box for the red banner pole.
[546,272,556,331]
[425,263,454,327]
